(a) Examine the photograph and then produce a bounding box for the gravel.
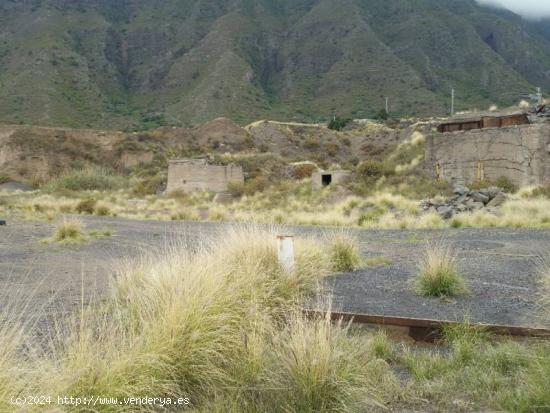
[1,217,549,332]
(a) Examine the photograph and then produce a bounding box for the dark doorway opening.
[322,174,332,187]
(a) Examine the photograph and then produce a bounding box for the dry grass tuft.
[326,232,362,272]
[54,219,85,243]
[414,243,468,297]
[17,226,381,411]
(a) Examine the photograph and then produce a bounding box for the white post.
[277,235,295,275]
[385,97,389,114]
[451,88,455,116]
[537,87,543,105]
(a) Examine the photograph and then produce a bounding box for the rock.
[0,220,6,226]
[471,201,485,210]
[471,191,490,204]
[437,206,454,219]
[0,181,32,192]
[453,185,470,196]
[465,199,484,210]
[213,192,234,204]
[487,187,501,199]
[487,192,507,207]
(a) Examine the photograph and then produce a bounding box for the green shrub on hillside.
[495,176,516,193]
[294,163,318,179]
[531,185,550,198]
[228,176,269,197]
[357,160,385,182]
[0,175,10,184]
[133,174,166,196]
[46,168,126,192]
[375,109,389,121]
[328,117,352,131]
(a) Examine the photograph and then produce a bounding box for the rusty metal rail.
[304,310,550,342]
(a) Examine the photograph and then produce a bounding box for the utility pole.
[451,88,455,116]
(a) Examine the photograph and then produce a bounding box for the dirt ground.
[1,216,548,334]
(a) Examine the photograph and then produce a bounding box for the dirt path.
[0,216,548,331]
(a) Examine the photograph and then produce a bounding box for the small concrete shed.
[166,159,244,193]
[311,170,352,190]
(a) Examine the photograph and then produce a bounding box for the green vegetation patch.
[414,244,468,297]
[46,168,126,192]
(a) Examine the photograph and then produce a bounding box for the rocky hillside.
[0,0,549,129]
[0,117,406,183]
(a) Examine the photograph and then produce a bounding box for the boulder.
[465,199,484,210]
[453,185,470,196]
[487,187,502,199]
[437,206,454,219]
[487,192,507,207]
[471,191,490,204]
[471,201,485,210]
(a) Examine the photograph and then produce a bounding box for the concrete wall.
[311,170,352,190]
[425,124,550,187]
[166,159,244,193]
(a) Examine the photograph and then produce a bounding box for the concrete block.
[167,159,244,193]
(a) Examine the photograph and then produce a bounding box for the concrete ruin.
[166,159,244,193]
[437,113,529,133]
[425,123,550,187]
[311,170,352,190]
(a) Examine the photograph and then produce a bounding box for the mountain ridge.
[0,0,549,129]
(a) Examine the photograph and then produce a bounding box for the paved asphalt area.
[1,216,549,332]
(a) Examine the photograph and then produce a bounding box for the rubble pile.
[531,104,550,121]
[421,185,508,219]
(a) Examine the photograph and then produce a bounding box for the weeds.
[414,243,467,297]
[326,232,362,272]
[2,227,383,412]
[2,226,550,411]
[53,220,85,243]
[45,167,126,192]
[367,330,394,362]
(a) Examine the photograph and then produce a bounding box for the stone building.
[166,159,244,193]
[311,170,352,190]
[425,123,550,187]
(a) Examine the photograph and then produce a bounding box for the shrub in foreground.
[28,227,380,411]
[414,244,467,297]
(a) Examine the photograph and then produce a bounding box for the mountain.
[0,0,549,129]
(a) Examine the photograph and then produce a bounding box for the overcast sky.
[477,0,550,19]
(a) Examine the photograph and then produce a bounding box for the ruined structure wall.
[425,124,550,187]
[311,171,352,190]
[166,161,244,193]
